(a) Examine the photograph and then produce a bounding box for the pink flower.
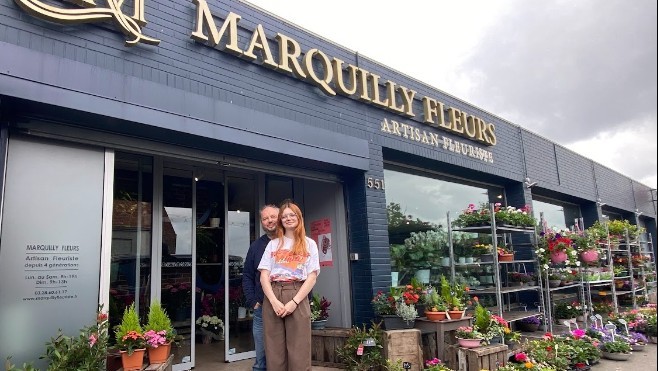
[514,353,528,362]
[571,329,586,339]
[89,333,97,347]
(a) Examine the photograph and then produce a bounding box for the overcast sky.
[245,0,657,189]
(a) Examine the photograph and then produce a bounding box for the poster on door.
[310,218,333,267]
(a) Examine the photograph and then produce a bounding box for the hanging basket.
[550,250,567,264]
[580,250,599,263]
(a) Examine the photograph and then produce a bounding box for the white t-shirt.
[257,236,320,282]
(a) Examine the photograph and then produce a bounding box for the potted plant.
[438,276,468,319]
[336,322,384,371]
[395,300,418,328]
[310,293,331,330]
[472,243,493,262]
[423,358,454,371]
[517,316,541,332]
[404,230,445,283]
[143,301,176,364]
[195,315,224,343]
[600,339,632,360]
[424,286,447,321]
[452,203,491,228]
[454,326,484,348]
[553,301,581,321]
[507,272,532,286]
[114,303,146,371]
[497,245,514,262]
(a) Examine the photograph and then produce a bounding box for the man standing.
[242,204,279,370]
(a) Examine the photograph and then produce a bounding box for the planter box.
[383,329,424,371]
[311,327,351,368]
[445,343,508,371]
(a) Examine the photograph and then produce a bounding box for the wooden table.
[414,316,473,360]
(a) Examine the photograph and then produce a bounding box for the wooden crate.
[311,327,351,368]
[383,329,424,371]
[445,344,508,371]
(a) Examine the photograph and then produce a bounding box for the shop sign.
[13,0,497,146]
[381,118,494,163]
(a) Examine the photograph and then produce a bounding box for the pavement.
[205,343,657,370]
[592,342,656,371]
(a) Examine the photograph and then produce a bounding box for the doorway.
[110,152,350,369]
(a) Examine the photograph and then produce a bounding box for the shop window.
[532,198,581,230]
[384,167,502,287]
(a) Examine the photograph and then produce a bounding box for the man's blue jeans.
[252,306,266,370]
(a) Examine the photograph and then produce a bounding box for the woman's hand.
[271,299,286,317]
[279,300,297,317]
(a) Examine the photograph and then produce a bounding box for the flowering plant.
[493,203,536,227]
[472,243,492,256]
[144,301,176,345]
[162,281,192,308]
[372,290,397,316]
[508,272,533,283]
[455,326,484,339]
[536,229,580,269]
[311,293,331,321]
[229,285,246,307]
[497,245,512,255]
[452,203,491,227]
[33,305,109,370]
[553,301,583,319]
[424,357,454,371]
[520,316,541,325]
[196,315,224,335]
[114,303,146,355]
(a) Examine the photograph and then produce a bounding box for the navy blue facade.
[1,0,656,324]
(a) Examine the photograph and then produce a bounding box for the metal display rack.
[449,203,546,326]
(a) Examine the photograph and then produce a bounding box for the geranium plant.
[536,229,580,269]
[424,358,454,371]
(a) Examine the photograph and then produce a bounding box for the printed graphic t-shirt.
[257,236,320,282]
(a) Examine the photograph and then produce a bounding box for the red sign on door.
[310,218,333,267]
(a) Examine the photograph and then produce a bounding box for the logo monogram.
[14,0,160,46]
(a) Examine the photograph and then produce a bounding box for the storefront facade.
[0,0,655,368]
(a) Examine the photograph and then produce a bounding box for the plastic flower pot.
[147,342,171,364]
[550,250,567,264]
[457,338,482,348]
[425,311,447,321]
[580,250,599,263]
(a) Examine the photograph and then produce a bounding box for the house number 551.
[366,177,385,190]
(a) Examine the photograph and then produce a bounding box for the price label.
[356,344,364,356]
[403,362,412,369]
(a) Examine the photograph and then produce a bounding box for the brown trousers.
[263,281,312,371]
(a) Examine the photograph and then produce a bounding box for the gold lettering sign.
[14,0,159,46]
[191,0,497,146]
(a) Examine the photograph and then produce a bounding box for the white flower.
[544,264,550,269]
[539,248,545,253]
[570,250,577,256]
[576,261,581,266]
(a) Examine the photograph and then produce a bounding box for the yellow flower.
[524,362,533,368]
[504,327,511,334]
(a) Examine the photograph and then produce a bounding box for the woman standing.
[258,200,320,371]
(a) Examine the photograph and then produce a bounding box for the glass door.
[225,175,257,361]
[160,164,194,370]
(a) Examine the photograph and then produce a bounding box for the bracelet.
[292,298,299,305]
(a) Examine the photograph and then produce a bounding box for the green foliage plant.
[601,339,632,353]
[336,322,384,371]
[144,301,176,344]
[114,303,146,355]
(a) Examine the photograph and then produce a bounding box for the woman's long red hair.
[276,201,309,257]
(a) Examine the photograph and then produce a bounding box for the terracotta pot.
[498,253,514,262]
[425,311,447,321]
[120,349,145,371]
[457,338,482,348]
[550,250,567,264]
[580,250,599,263]
[147,343,171,364]
[447,310,464,320]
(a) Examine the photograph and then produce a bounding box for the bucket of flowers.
[196,315,224,343]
